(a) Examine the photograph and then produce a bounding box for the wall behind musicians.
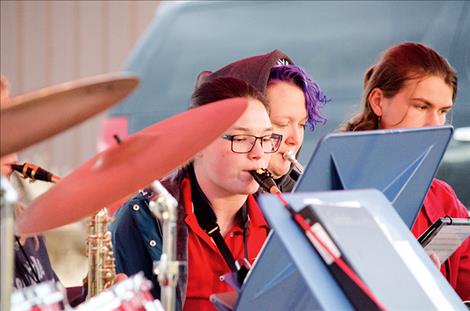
[1,0,160,286]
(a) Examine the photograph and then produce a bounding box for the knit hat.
[195,50,294,94]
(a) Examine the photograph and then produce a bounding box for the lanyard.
[188,165,248,272]
[15,236,41,284]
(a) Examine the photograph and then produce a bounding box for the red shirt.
[411,179,470,300]
[179,178,269,311]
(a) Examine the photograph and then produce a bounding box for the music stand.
[294,126,453,228]
[233,190,465,310]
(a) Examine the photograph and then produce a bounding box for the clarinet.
[250,168,280,194]
[10,162,60,183]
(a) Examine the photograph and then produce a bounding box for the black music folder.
[418,217,470,263]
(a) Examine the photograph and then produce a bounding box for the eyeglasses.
[222,133,283,154]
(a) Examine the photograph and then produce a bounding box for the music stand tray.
[233,190,465,310]
[294,126,453,228]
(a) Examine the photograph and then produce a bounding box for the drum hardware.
[1,73,139,157]
[15,97,248,234]
[149,181,184,311]
[1,175,19,311]
[76,272,163,311]
[10,280,70,311]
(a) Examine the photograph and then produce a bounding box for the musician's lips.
[242,169,259,180]
[244,168,265,179]
[247,166,266,171]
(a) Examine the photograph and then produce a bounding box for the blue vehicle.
[99,1,470,206]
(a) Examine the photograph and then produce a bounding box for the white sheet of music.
[423,224,470,263]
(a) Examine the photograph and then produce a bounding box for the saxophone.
[85,207,116,299]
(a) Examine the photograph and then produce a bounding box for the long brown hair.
[340,42,458,131]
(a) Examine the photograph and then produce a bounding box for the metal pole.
[150,180,181,311]
[1,175,18,311]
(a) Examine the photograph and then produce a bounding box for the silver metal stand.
[1,175,18,311]
[149,180,184,311]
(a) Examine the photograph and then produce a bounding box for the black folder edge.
[297,204,382,311]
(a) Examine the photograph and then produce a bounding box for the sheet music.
[423,224,470,263]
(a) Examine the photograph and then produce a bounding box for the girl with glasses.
[340,42,469,301]
[111,77,276,310]
[196,50,329,192]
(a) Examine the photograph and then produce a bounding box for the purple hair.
[268,65,330,131]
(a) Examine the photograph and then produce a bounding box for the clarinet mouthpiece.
[249,168,280,194]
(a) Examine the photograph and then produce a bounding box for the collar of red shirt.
[180,177,268,236]
[421,179,448,223]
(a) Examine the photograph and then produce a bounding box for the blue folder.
[294,126,453,228]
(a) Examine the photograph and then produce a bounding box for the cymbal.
[1,73,139,157]
[15,98,248,234]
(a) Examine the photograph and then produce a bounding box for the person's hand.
[429,252,441,268]
[113,273,128,283]
[1,153,18,176]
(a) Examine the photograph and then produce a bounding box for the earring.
[377,116,381,129]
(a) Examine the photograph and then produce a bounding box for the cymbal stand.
[149,180,185,311]
[1,175,18,311]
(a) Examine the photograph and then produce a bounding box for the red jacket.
[412,179,470,300]
[181,177,269,311]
